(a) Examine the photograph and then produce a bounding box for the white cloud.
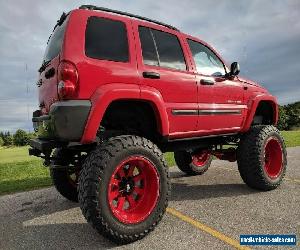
[0,0,299,131]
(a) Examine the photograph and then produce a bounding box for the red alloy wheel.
[263,137,283,179]
[192,151,210,167]
[107,156,159,224]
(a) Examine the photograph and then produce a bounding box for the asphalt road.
[1,147,299,250]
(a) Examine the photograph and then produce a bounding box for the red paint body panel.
[139,86,169,136]
[38,56,60,113]
[81,83,140,143]
[37,8,279,144]
[132,21,199,134]
[62,10,139,100]
[241,93,278,132]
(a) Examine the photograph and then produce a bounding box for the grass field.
[0,147,51,195]
[280,131,300,147]
[0,130,299,195]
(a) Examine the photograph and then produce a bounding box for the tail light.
[57,61,78,99]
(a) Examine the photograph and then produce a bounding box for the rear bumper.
[33,100,91,142]
[28,138,65,157]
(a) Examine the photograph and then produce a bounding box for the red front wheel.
[78,135,170,244]
[263,137,284,179]
[237,125,287,190]
[174,150,213,175]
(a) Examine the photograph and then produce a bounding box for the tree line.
[277,101,300,130]
[0,130,35,147]
[0,102,299,147]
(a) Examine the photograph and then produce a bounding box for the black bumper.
[33,100,91,142]
[29,138,62,152]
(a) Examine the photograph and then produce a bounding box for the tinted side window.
[152,29,186,71]
[187,39,225,76]
[85,16,129,62]
[138,27,186,71]
[138,27,159,66]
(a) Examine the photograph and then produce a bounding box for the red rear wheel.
[50,149,79,202]
[192,151,211,168]
[67,170,80,188]
[174,150,213,175]
[108,156,159,224]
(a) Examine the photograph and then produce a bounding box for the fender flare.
[80,84,169,143]
[140,85,169,136]
[241,93,278,132]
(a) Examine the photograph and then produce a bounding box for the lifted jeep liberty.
[29,5,287,243]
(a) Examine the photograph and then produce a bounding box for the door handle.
[200,79,215,85]
[143,71,160,79]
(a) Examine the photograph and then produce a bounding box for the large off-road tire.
[50,149,79,202]
[78,135,170,244]
[237,125,287,191]
[174,150,212,175]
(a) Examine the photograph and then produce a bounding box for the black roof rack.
[79,5,179,31]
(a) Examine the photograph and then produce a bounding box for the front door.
[186,38,245,134]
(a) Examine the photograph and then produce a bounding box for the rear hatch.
[38,13,69,114]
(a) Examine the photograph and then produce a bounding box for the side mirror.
[230,62,240,76]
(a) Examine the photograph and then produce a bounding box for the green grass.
[0,147,51,195]
[280,131,300,147]
[164,152,175,167]
[0,146,41,164]
[0,130,299,195]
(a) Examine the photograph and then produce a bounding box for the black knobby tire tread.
[237,125,287,190]
[50,169,79,202]
[78,135,170,244]
[174,150,212,176]
[50,150,78,202]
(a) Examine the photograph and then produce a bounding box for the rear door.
[186,39,245,134]
[133,22,198,136]
[38,14,68,113]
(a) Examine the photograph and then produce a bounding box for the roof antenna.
[25,63,30,133]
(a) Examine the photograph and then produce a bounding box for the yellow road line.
[285,177,300,184]
[167,207,251,250]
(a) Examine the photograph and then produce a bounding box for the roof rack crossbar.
[79,5,179,31]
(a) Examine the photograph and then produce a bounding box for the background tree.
[277,102,300,130]
[13,129,29,146]
[285,104,300,130]
[2,131,13,146]
[277,106,288,130]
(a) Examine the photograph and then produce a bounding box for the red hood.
[237,76,260,87]
[237,76,268,94]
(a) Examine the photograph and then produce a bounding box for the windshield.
[43,15,68,62]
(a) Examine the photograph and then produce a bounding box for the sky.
[0,0,299,132]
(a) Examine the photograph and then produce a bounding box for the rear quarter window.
[85,16,129,62]
[43,17,68,62]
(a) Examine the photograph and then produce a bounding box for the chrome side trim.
[171,110,198,116]
[172,109,242,116]
[198,109,241,115]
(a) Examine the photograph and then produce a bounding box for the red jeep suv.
[29,5,287,243]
